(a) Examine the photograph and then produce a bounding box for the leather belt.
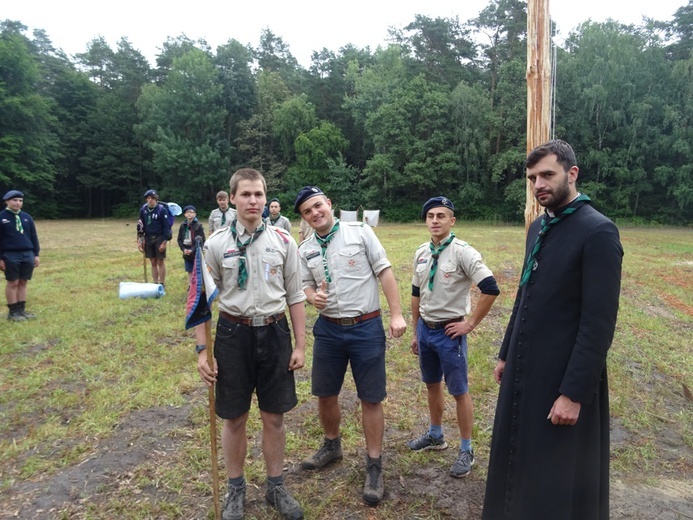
[423,316,464,329]
[321,309,381,326]
[219,311,286,327]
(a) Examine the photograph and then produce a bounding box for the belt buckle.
[252,316,267,327]
[340,317,356,326]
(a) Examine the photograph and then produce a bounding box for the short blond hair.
[229,168,267,196]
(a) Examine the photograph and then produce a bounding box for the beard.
[535,174,572,211]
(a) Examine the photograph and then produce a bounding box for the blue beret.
[421,196,455,219]
[294,186,325,213]
[143,189,158,198]
[183,205,196,213]
[3,190,24,201]
[269,198,280,204]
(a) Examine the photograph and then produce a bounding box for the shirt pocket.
[306,254,324,281]
[439,261,460,286]
[262,254,284,285]
[222,256,240,286]
[337,245,364,272]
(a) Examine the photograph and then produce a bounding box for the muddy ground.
[2,386,691,519]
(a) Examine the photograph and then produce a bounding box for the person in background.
[137,189,172,287]
[267,198,292,233]
[177,205,205,287]
[298,218,313,242]
[0,190,40,322]
[208,190,237,235]
[197,168,306,520]
[482,140,623,520]
[295,185,406,507]
[407,196,499,478]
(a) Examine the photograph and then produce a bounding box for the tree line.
[1,0,692,223]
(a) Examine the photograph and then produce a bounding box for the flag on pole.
[185,241,218,329]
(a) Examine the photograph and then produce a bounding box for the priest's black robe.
[482,203,623,520]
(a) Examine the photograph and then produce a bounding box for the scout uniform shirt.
[412,234,493,322]
[208,207,238,235]
[204,221,305,317]
[298,221,391,318]
[267,215,292,233]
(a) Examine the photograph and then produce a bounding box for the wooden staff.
[204,318,221,520]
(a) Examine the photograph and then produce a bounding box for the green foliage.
[2,7,693,224]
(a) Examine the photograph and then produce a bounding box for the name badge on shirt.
[223,249,243,258]
[306,250,320,260]
[417,258,428,265]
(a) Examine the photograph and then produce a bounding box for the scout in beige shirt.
[266,198,292,233]
[408,196,499,480]
[207,190,237,235]
[196,169,306,520]
[294,185,406,508]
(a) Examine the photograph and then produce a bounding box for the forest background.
[2,0,693,224]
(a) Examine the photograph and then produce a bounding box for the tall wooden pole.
[525,0,552,231]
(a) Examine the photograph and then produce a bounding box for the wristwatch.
[195,344,206,354]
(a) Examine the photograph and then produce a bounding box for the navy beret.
[3,190,24,201]
[294,186,325,213]
[143,189,158,198]
[183,205,196,213]
[268,198,280,204]
[421,196,455,219]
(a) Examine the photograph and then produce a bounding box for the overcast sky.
[3,0,688,67]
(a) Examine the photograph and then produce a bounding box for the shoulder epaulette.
[273,227,290,244]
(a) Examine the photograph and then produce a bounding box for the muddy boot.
[301,436,343,470]
[363,455,384,507]
[7,303,27,322]
[18,301,35,319]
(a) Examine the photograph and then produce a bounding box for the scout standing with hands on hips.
[407,196,499,477]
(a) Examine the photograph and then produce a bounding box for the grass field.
[1,220,691,519]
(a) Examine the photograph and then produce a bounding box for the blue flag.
[185,242,218,329]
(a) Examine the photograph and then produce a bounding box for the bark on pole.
[525,0,552,231]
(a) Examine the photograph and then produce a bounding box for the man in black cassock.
[482,140,623,520]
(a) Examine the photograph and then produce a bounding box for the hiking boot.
[301,437,343,470]
[18,302,35,319]
[450,449,475,478]
[265,483,304,520]
[362,455,384,506]
[221,483,245,520]
[407,432,448,451]
[7,311,27,322]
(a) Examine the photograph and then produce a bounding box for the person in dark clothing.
[0,190,40,322]
[137,189,172,286]
[177,205,205,286]
[482,140,623,520]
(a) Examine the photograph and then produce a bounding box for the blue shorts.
[312,315,387,403]
[2,251,35,282]
[416,318,469,395]
[214,316,298,419]
[183,256,194,273]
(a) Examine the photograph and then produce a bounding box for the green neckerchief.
[231,219,265,290]
[269,214,281,226]
[9,209,23,234]
[184,220,194,242]
[314,219,340,283]
[519,194,591,287]
[221,208,227,226]
[428,233,455,290]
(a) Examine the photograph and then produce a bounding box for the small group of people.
[4,137,622,519]
[192,139,623,520]
[137,189,300,290]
